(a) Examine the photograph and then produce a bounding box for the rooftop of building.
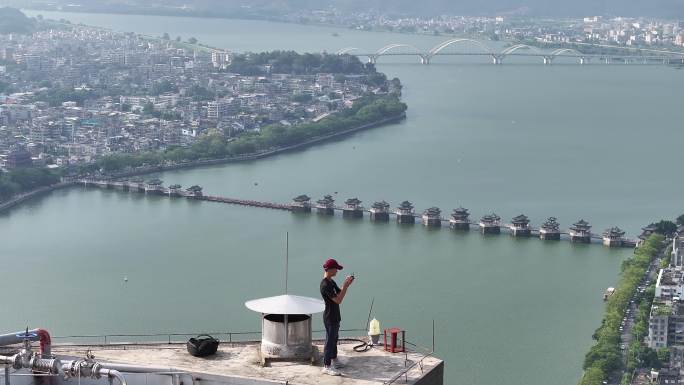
[658,267,684,286]
[652,300,674,316]
[47,339,442,385]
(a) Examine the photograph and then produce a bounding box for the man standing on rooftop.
[320,258,354,376]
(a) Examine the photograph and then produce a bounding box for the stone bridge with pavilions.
[78,177,647,249]
[335,38,684,65]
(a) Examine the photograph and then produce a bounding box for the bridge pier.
[367,56,377,65]
[579,57,588,65]
[543,56,553,65]
[420,55,431,65]
[491,54,504,65]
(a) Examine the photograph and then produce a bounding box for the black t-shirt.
[320,278,341,323]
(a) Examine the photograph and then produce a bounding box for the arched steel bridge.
[335,39,684,65]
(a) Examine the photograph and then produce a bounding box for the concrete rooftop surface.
[52,340,443,385]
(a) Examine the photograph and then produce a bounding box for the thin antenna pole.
[285,232,289,294]
[432,319,435,352]
[364,297,375,332]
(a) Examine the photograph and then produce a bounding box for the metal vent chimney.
[245,294,324,365]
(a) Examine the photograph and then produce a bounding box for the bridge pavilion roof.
[423,207,441,216]
[603,226,625,238]
[452,207,469,216]
[317,195,335,205]
[293,194,311,203]
[480,213,501,224]
[345,198,362,206]
[541,217,560,231]
[511,214,530,225]
[570,219,592,231]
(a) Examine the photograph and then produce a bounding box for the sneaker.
[322,366,341,376]
[331,359,345,369]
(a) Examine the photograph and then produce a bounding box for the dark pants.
[323,321,340,366]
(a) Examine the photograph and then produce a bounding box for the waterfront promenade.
[0,182,76,213]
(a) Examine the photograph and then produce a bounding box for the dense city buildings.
[178,7,684,51]
[0,19,400,172]
[309,12,684,50]
[12,1,684,51]
[641,231,684,383]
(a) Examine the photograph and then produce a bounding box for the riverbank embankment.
[101,112,406,179]
[578,234,665,385]
[0,113,405,213]
[0,182,76,213]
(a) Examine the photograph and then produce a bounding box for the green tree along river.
[580,234,664,385]
[95,94,406,172]
[4,10,684,385]
[0,168,60,200]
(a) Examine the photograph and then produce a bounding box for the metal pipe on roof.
[96,363,195,385]
[97,368,127,385]
[0,352,61,374]
[60,361,132,385]
[0,333,22,347]
[96,363,180,374]
[0,336,126,385]
[0,329,51,357]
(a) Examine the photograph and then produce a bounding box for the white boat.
[603,287,615,300]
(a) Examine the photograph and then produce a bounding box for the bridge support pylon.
[579,57,588,65]
[367,56,377,65]
[543,56,553,65]
[420,55,431,65]
[491,54,504,65]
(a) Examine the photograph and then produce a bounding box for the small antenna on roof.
[285,232,289,294]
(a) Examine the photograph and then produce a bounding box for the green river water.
[3,10,684,385]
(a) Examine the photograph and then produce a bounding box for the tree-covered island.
[0,15,407,201]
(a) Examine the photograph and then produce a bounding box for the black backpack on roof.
[186,334,219,357]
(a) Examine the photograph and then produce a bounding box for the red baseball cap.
[323,258,343,270]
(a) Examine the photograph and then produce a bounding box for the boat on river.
[604,287,615,300]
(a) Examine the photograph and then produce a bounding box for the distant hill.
[0,7,35,34]
[13,0,684,18]
[275,0,684,18]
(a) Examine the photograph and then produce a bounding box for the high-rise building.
[211,51,231,69]
[5,146,32,169]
